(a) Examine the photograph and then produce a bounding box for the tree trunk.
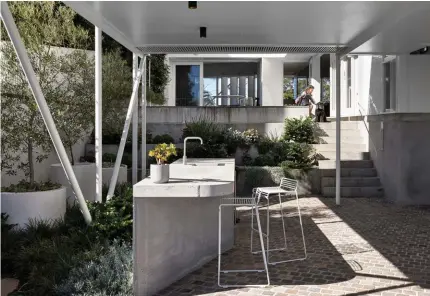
[69,144,75,166]
[28,139,34,186]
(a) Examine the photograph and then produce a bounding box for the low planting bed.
[1,183,134,296]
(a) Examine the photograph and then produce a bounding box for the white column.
[239,77,246,97]
[132,54,138,184]
[95,27,102,202]
[260,58,283,106]
[221,77,228,105]
[107,57,144,200]
[141,56,147,178]
[335,54,341,206]
[230,77,238,105]
[310,54,322,104]
[330,54,336,111]
[248,75,255,98]
[0,2,93,223]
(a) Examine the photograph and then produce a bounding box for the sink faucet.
[183,137,203,165]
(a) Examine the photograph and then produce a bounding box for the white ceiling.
[65,1,430,55]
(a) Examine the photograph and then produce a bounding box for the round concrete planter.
[1,187,67,227]
[50,162,96,203]
[102,165,128,185]
[150,164,169,183]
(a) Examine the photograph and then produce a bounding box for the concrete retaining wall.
[146,106,308,142]
[368,113,430,205]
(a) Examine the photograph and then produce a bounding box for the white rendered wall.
[260,58,284,106]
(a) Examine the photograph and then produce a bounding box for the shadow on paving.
[156,198,356,296]
[319,197,430,289]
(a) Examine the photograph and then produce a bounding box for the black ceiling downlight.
[188,1,197,9]
[200,27,207,38]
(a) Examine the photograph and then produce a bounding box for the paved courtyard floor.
[157,197,430,296]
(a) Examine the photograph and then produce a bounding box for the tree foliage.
[1,2,94,185]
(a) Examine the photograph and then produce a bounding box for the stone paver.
[156,197,430,296]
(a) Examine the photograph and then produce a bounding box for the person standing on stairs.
[295,85,316,117]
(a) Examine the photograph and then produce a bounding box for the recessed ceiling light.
[188,1,197,9]
[200,27,207,38]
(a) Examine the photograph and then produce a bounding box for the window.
[175,65,201,106]
[383,58,396,111]
[346,57,352,108]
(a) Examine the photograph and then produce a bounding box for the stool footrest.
[221,269,266,273]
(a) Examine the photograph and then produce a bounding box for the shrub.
[236,166,284,196]
[242,128,260,146]
[281,142,316,169]
[90,184,133,242]
[182,117,225,145]
[284,117,316,144]
[252,153,277,167]
[1,184,134,295]
[223,127,245,154]
[55,241,133,296]
[1,180,61,193]
[152,134,175,144]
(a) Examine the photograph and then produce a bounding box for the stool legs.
[250,191,307,265]
[268,191,307,265]
[278,193,288,251]
[218,200,270,288]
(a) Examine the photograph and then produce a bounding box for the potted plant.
[0,2,85,226]
[148,143,177,183]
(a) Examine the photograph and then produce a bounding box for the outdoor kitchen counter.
[133,158,235,296]
[133,177,234,198]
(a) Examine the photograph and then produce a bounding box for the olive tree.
[1,2,94,186]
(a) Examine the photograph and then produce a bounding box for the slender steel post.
[0,2,92,223]
[141,56,147,177]
[106,57,144,200]
[132,54,138,184]
[95,26,102,202]
[335,54,342,205]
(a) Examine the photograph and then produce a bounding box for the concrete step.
[320,168,377,177]
[316,151,370,161]
[318,160,374,169]
[317,121,360,130]
[314,143,367,152]
[317,136,365,144]
[321,177,381,187]
[322,186,384,197]
[315,129,362,138]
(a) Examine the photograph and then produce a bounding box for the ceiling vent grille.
[137,45,348,54]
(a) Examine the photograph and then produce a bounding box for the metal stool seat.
[250,178,307,265]
[218,196,270,288]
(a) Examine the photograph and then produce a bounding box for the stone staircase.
[315,121,384,198]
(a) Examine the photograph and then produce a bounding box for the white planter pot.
[150,164,169,183]
[1,187,67,227]
[50,162,96,204]
[102,165,128,185]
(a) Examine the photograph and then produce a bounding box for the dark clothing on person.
[297,91,316,106]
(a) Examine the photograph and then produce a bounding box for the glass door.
[175,64,202,106]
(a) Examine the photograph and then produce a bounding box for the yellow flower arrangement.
[148,143,177,165]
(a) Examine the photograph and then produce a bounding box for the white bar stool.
[218,195,270,288]
[250,178,307,265]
